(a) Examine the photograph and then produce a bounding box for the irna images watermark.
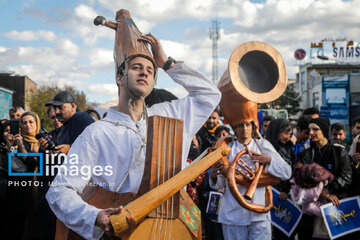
[8,150,113,180]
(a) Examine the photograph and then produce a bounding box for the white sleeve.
[46,133,103,240]
[258,139,292,180]
[149,62,221,141]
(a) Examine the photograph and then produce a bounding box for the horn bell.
[218,41,287,128]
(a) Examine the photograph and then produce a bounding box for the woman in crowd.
[265,118,296,240]
[0,121,10,206]
[20,111,41,155]
[5,111,41,159]
[266,118,296,170]
[3,111,41,239]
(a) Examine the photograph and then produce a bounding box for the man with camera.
[39,91,94,154]
[36,107,64,152]
[48,107,63,144]
[37,91,94,240]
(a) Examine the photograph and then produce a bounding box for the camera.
[36,128,57,151]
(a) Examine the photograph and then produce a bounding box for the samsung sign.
[333,46,360,58]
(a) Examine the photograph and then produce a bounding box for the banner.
[321,196,360,239]
[206,191,223,222]
[322,75,349,107]
[270,188,302,237]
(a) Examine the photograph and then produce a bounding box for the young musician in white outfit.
[210,120,291,240]
[46,14,221,239]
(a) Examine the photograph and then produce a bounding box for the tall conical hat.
[114,9,157,76]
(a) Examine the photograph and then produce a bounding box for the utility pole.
[209,20,220,85]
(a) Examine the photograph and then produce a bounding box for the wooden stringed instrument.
[55,116,231,239]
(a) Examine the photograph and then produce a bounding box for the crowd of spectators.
[186,107,360,240]
[0,91,98,239]
[1,92,360,240]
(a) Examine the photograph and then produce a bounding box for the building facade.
[0,72,37,111]
[295,62,360,142]
[0,86,13,119]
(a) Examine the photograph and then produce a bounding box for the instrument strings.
[153,118,162,240]
[169,120,177,240]
[164,119,172,239]
[153,118,178,239]
[157,119,167,239]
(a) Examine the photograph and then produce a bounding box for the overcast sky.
[1,0,359,104]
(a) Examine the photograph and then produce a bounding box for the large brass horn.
[218,41,287,213]
[218,41,287,128]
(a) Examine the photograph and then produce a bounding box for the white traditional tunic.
[210,139,292,226]
[46,62,221,240]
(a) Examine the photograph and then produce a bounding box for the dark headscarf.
[310,117,330,139]
[265,118,291,151]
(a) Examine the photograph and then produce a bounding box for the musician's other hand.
[210,161,224,183]
[250,153,271,165]
[278,192,288,201]
[138,33,169,69]
[54,144,71,154]
[96,207,123,235]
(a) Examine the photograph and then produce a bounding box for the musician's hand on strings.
[250,153,271,165]
[138,33,170,69]
[96,206,123,235]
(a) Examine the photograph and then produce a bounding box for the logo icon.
[8,150,43,176]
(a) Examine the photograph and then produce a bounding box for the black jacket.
[197,125,217,153]
[265,118,296,194]
[300,141,352,195]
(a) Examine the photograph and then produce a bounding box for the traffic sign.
[294,49,306,60]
